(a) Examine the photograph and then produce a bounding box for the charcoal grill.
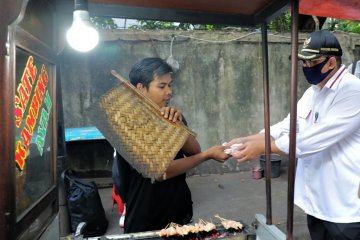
[102,223,256,240]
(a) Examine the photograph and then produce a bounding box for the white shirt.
[270,65,360,223]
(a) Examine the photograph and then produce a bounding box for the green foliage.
[198,24,225,31]
[268,14,360,33]
[268,12,292,32]
[330,20,360,33]
[130,20,177,30]
[130,20,225,31]
[177,23,194,30]
[91,17,118,29]
[115,16,359,33]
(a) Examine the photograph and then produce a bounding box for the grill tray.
[102,223,256,240]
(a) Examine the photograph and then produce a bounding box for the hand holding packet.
[223,142,243,155]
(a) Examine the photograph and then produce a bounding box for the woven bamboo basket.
[87,70,196,181]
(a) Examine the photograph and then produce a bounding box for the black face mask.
[302,59,332,85]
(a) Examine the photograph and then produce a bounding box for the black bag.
[62,169,108,237]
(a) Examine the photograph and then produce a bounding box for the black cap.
[298,30,342,60]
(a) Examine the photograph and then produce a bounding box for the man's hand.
[160,106,182,122]
[226,133,266,163]
[226,133,281,163]
[204,145,231,163]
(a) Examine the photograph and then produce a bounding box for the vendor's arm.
[157,145,230,181]
[158,106,227,180]
[272,77,360,157]
[226,133,283,163]
[160,106,201,156]
[181,135,201,156]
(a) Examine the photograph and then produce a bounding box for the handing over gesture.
[225,133,282,163]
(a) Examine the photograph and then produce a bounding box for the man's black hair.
[129,57,173,89]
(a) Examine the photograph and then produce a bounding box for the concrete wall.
[60,30,360,175]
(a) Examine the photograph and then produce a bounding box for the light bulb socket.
[73,10,91,22]
[74,0,88,11]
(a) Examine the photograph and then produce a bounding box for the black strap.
[61,168,94,192]
[69,178,93,193]
[352,61,357,75]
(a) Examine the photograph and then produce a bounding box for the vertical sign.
[14,48,54,216]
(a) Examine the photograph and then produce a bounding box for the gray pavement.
[99,168,311,240]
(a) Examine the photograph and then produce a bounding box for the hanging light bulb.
[66,0,99,52]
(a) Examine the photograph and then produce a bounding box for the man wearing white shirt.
[226,30,360,239]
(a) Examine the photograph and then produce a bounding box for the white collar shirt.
[269,65,360,223]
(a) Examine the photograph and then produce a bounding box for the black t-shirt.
[118,151,193,233]
[113,119,193,233]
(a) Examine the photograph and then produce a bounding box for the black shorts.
[307,215,360,240]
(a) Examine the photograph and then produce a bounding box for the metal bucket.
[259,154,282,178]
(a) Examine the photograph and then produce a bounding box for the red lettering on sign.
[27,56,37,84]
[26,109,36,135]
[14,96,23,127]
[15,56,51,170]
[36,76,46,101]
[41,64,49,85]
[14,56,38,128]
[21,127,31,153]
[17,85,30,116]
[15,141,26,170]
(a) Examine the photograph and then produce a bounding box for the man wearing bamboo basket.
[112,57,230,233]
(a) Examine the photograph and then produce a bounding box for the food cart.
[0,0,359,239]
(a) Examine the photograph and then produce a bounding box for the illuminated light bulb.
[66,10,99,52]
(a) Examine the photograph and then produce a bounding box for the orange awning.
[299,0,360,21]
